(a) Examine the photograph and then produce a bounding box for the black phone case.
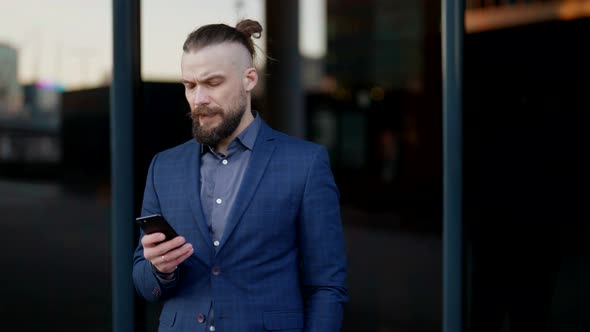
[136,214,178,242]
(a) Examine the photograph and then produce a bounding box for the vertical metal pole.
[265,0,304,138]
[111,0,141,331]
[442,0,464,332]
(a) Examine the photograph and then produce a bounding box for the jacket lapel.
[186,141,215,257]
[216,121,277,253]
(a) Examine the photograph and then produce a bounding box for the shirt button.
[209,326,216,332]
[213,240,220,247]
[222,159,228,165]
[196,313,205,323]
[212,266,221,276]
[216,198,222,204]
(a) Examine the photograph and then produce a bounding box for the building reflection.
[0,42,62,179]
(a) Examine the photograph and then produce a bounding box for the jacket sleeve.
[299,146,349,332]
[132,153,179,302]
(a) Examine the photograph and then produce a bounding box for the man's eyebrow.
[181,74,224,84]
[198,74,224,81]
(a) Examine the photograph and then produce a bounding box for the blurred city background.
[1,0,589,331]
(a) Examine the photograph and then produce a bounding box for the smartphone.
[136,214,179,242]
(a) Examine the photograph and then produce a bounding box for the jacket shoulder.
[153,139,197,162]
[271,129,326,155]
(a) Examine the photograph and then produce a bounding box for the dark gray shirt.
[200,112,261,246]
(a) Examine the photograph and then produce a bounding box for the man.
[132,19,348,332]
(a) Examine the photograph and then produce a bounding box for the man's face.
[181,43,252,147]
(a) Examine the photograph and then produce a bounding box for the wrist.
[158,271,176,280]
[151,263,177,280]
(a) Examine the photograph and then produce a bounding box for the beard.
[190,90,247,148]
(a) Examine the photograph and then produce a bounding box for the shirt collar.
[200,110,261,154]
[235,111,261,151]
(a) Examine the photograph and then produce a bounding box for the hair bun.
[236,19,262,39]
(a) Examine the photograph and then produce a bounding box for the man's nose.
[194,87,210,105]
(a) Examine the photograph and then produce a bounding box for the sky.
[0,0,325,90]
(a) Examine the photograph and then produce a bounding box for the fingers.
[153,243,194,274]
[142,235,185,257]
[162,244,194,270]
[141,232,164,246]
[142,233,185,249]
[142,235,194,274]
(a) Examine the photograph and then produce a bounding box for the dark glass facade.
[464,17,590,332]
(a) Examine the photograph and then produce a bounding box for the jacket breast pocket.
[263,310,303,331]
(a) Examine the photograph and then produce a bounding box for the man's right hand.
[142,233,194,274]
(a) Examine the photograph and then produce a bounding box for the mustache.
[188,106,223,119]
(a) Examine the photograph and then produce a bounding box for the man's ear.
[243,67,258,92]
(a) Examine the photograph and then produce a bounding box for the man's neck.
[215,108,254,155]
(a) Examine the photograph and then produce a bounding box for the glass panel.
[464,10,590,332]
[316,1,443,331]
[0,1,112,331]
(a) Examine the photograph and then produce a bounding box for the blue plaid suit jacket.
[133,120,348,332]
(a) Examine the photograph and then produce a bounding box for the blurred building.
[0,82,62,177]
[0,43,23,114]
[20,82,63,131]
[0,78,62,176]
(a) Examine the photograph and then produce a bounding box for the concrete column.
[265,0,305,138]
[442,0,464,331]
[111,0,141,331]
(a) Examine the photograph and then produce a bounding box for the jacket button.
[212,266,221,276]
[196,313,205,323]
